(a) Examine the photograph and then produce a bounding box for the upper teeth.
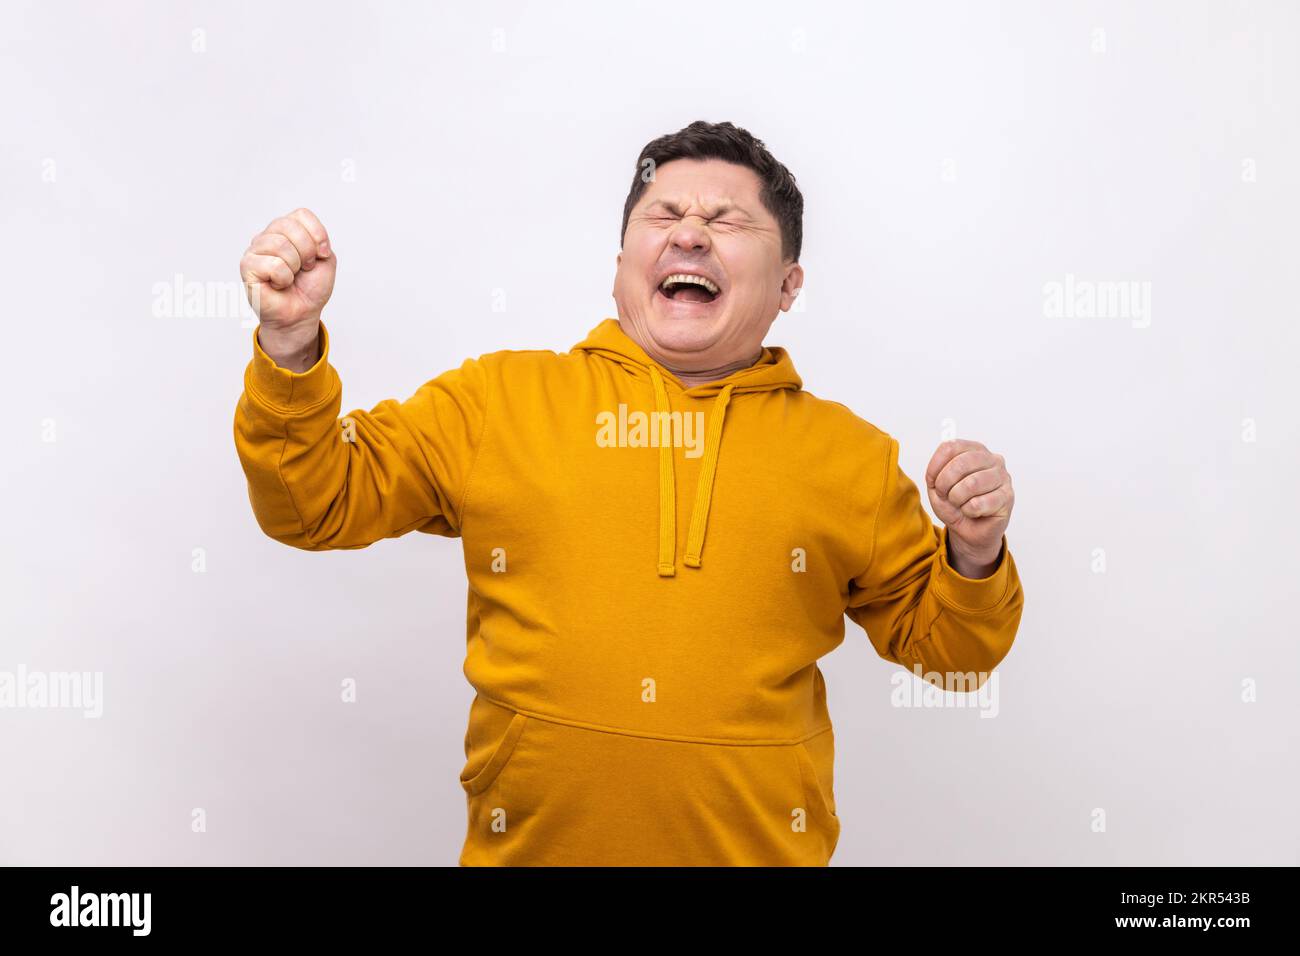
[661,273,719,295]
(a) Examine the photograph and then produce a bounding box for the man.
[234,120,1023,866]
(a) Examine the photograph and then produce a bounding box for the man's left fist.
[924,439,1015,578]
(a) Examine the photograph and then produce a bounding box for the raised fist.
[239,208,334,369]
[925,439,1015,578]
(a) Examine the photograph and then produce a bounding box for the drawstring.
[684,384,732,568]
[649,367,677,577]
[647,366,734,577]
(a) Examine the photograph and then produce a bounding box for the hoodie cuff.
[246,322,337,411]
[931,526,1011,613]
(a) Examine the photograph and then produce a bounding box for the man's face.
[612,158,803,372]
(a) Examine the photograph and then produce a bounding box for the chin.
[645,294,728,353]
[644,313,725,356]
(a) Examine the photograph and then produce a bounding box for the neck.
[663,351,762,387]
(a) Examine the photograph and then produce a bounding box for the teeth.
[659,273,720,295]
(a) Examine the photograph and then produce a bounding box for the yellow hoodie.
[233,317,1024,866]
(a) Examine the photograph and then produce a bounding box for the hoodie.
[233,317,1024,866]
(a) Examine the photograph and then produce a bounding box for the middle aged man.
[234,120,1024,866]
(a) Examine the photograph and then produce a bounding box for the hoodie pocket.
[459,713,841,866]
[795,727,838,821]
[459,709,529,797]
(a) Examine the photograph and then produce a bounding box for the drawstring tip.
[657,563,676,577]
[683,554,702,569]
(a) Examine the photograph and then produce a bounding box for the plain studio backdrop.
[1,0,1296,866]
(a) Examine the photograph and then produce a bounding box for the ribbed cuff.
[246,322,336,410]
[932,526,1011,613]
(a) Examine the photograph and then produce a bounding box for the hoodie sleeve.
[232,322,488,550]
[845,435,1024,690]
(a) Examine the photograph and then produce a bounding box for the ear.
[612,251,622,297]
[778,262,804,313]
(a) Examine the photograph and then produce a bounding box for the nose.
[669,215,711,253]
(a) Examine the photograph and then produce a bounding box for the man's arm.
[233,208,487,550]
[846,436,1023,689]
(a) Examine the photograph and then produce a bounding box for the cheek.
[623,255,661,296]
[715,245,779,303]
[615,258,648,295]
[625,229,665,263]
[723,270,777,310]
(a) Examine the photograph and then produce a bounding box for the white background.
[1,0,1296,865]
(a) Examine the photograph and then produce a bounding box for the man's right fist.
[240,208,335,370]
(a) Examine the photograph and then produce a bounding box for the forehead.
[638,158,765,212]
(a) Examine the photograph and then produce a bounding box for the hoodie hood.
[572,318,802,577]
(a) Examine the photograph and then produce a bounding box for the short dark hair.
[620,120,804,262]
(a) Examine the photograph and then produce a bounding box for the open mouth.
[657,272,722,306]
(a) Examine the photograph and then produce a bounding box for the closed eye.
[654,216,737,226]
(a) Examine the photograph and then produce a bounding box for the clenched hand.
[239,207,335,371]
[924,439,1015,579]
